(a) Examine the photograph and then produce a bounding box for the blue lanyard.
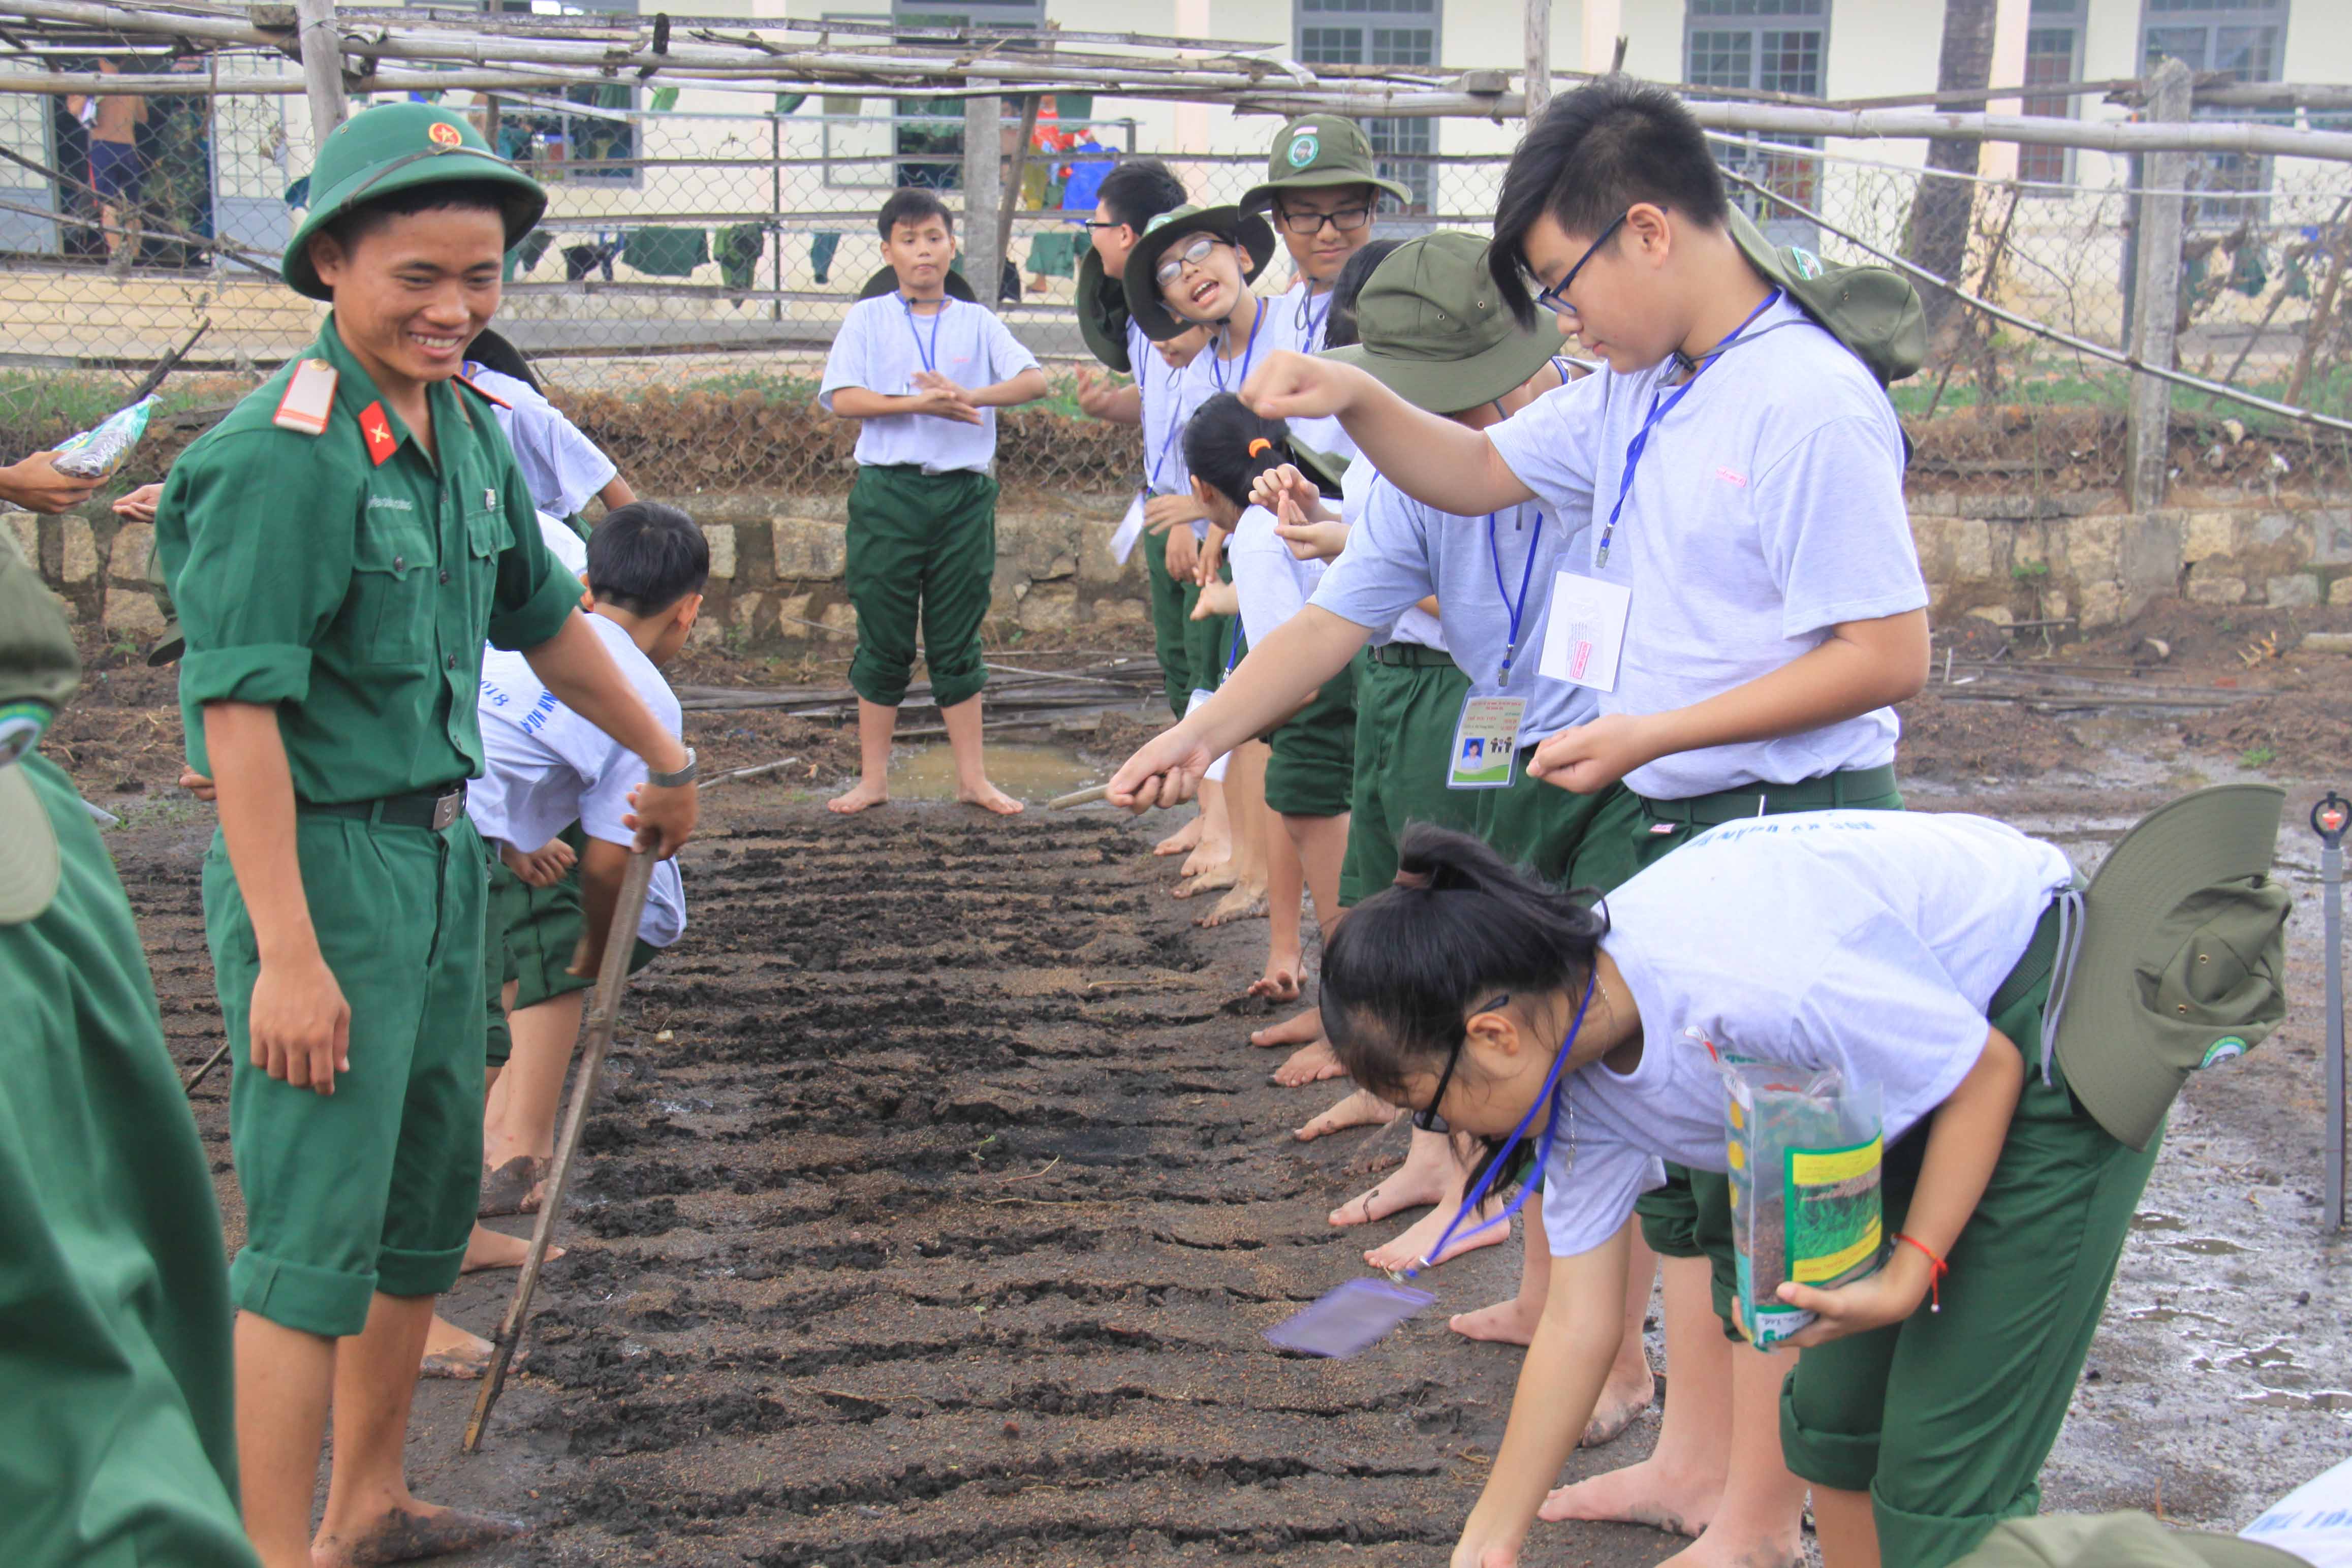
[1146,364,1184,493]
[1296,283,1331,348]
[1594,289,1780,570]
[1209,301,1267,393]
[1487,504,1544,687]
[901,295,947,375]
[1404,966,1598,1278]
[1223,614,1244,678]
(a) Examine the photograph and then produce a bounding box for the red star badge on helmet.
[428,120,463,147]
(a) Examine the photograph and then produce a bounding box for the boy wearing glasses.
[1238,116,1412,462]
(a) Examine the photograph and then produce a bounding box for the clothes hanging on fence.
[717,224,766,291]
[623,226,710,278]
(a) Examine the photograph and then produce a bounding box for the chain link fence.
[3,64,2348,513]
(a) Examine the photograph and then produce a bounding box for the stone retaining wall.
[16,491,2352,650]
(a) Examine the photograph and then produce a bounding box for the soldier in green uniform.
[154,102,700,1568]
[0,535,259,1568]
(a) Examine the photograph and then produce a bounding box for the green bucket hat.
[0,528,82,924]
[1956,1512,2307,1568]
[858,265,978,305]
[1122,204,1277,343]
[1239,115,1412,214]
[1288,440,1349,498]
[1321,231,1569,415]
[2048,784,2291,1151]
[283,102,547,301]
[1076,248,1133,374]
[1728,207,1926,388]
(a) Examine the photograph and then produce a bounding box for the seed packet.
[51,395,160,479]
[1715,1056,1885,1350]
[1264,1277,1435,1359]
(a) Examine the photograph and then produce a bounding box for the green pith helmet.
[1122,204,1277,343]
[1323,230,1569,415]
[1239,115,1411,215]
[282,102,547,300]
[1076,248,1133,373]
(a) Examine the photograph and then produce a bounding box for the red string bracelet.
[1895,1233,1949,1312]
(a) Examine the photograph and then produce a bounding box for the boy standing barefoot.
[822,188,1050,816]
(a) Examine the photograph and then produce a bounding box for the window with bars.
[1294,0,1438,212]
[2020,0,2087,190]
[1685,0,1826,245]
[2141,0,2289,225]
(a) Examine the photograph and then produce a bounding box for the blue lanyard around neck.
[1404,966,1598,1277]
[1210,301,1268,393]
[1296,283,1331,348]
[1593,289,1780,571]
[1224,613,1244,678]
[901,295,948,375]
[1487,504,1545,688]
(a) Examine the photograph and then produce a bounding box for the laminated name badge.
[1448,694,1525,790]
[1538,572,1631,693]
[1714,1054,1885,1351]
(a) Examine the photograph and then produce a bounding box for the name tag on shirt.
[1539,572,1632,693]
[1111,491,1148,567]
[1448,695,1525,790]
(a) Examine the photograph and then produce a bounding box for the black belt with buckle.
[298,784,468,831]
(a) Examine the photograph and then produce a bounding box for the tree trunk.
[1904,0,1998,335]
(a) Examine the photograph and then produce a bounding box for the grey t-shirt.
[1310,473,1597,747]
[1486,297,1926,799]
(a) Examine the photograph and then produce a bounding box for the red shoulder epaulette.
[452,371,512,410]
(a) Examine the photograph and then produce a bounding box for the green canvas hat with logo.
[1321,231,1569,415]
[2047,785,2291,1151]
[1727,207,1926,388]
[0,528,82,924]
[283,102,548,301]
[1239,115,1412,214]
[1122,204,1277,342]
[1076,248,1133,373]
[1957,1512,2306,1568]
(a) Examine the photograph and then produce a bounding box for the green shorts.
[206,808,487,1336]
[1264,648,1360,819]
[1778,898,2160,1568]
[1183,556,1235,701]
[483,825,658,1068]
[845,463,996,709]
[1471,759,1643,893]
[1142,516,1193,717]
[1338,644,1476,906]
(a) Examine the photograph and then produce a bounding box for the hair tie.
[1247,437,1273,457]
[1392,869,1432,890]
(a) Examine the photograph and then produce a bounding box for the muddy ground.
[65,602,2352,1566]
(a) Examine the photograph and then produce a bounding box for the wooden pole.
[2126,56,2191,515]
[962,82,1004,306]
[1523,0,1550,120]
[293,0,349,142]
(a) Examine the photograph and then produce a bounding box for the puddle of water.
[2241,1389,2352,1411]
[2162,1236,2250,1256]
[2131,1210,2187,1231]
[892,742,1101,804]
[2127,1304,2231,1329]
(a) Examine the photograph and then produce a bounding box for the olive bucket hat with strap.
[1321,230,1570,415]
[1076,248,1134,374]
[0,528,83,924]
[283,102,548,301]
[1956,1512,2308,1568]
[1239,116,1412,215]
[1122,205,1277,343]
[1727,206,1926,388]
[858,265,978,304]
[2041,784,2292,1151]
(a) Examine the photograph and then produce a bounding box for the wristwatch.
[647,746,698,789]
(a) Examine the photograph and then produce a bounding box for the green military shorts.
[1779,898,2161,1568]
[1338,644,1476,906]
[1471,762,1643,893]
[482,824,657,1068]
[1141,517,1193,717]
[206,807,487,1337]
[1264,648,1360,819]
[845,463,997,710]
[1183,557,1234,702]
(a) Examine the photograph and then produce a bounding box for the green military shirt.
[156,316,579,804]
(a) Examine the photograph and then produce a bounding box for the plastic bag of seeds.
[1716,1056,1885,1350]
[50,395,159,479]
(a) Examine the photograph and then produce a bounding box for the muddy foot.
[1196,886,1267,928]
[1179,836,1230,879]
[1450,1292,1545,1346]
[418,1315,500,1381]
[313,1503,529,1566]
[1272,1038,1344,1086]
[827,777,890,814]
[1250,1006,1323,1049]
[1536,1456,1719,1534]
[958,779,1025,816]
[1367,1194,1507,1272]
[1153,817,1204,857]
[460,1222,558,1274]
[1297,1087,1400,1144]
[1172,862,1236,900]
[1654,1531,1805,1568]
[1326,1125,1455,1217]
[1581,1362,1658,1448]
[1248,961,1301,1005]
[478,1155,546,1217]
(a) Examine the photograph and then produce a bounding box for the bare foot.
[1297,1086,1400,1143]
[828,776,890,815]
[1248,957,1301,1005]
[1537,1456,1723,1536]
[1450,1292,1546,1346]
[1197,885,1267,928]
[460,1222,560,1275]
[1179,838,1231,879]
[419,1315,495,1380]
[478,1154,547,1217]
[1367,1194,1508,1272]
[1172,862,1236,900]
[1153,817,1204,857]
[1250,1006,1323,1049]
[313,1502,529,1566]
[1273,1037,1344,1086]
[958,778,1025,816]
[1327,1125,1455,1218]
[1581,1359,1658,1448]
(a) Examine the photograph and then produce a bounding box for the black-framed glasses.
[1533,212,1627,320]
[1275,204,1372,237]
[1069,218,1123,232]
[1154,233,1227,287]
[1412,993,1511,1133]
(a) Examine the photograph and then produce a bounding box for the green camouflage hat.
[2050,785,2291,1151]
[1728,207,1926,387]
[0,527,81,923]
[1321,231,1569,415]
[1239,115,1411,214]
[1076,248,1133,373]
[1956,1512,2306,1568]
[1122,204,1277,343]
[283,102,547,300]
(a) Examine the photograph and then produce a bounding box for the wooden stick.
[464,849,657,1453]
[1047,783,1111,809]
[182,1038,233,1096]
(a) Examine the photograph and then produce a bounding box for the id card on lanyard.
[1449,505,1543,790]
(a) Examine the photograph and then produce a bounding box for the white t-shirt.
[472,614,687,947]
[1538,810,2076,1258]
[535,510,587,580]
[1485,297,1927,800]
[1339,456,1442,651]
[1139,344,1191,502]
[1228,503,1329,651]
[1272,277,1356,463]
[463,364,618,519]
[819,294,1041,474]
